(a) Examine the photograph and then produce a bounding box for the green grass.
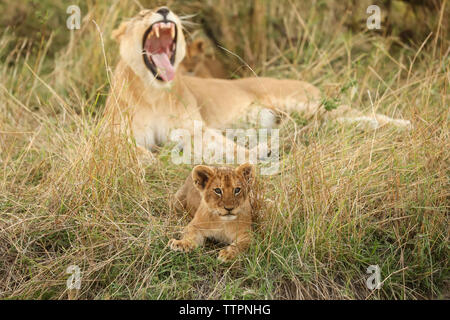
[0,0,448,299]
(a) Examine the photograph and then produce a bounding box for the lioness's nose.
[157,7,170,18]
[224,207,234,213]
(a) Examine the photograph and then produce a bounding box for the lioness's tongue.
[151,53,175,82]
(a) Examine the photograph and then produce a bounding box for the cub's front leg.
[168,222,204,253]
[218,232,252,263]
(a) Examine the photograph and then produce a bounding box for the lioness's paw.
[136,146,156,165]
[218,246,238,263]
[392,119,412,130]
[168,238,196,252]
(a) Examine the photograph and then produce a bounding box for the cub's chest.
[202,220,246,244]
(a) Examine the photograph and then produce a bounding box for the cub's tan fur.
[169,163,254,262]
[180,38,228,78]
[105,7,411,159]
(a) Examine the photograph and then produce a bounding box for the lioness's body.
[169,164,254,262]
[107,64,319,151]
[105,7,410,155]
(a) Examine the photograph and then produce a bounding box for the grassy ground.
[0,0,448,299]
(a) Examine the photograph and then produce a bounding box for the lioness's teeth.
[170,25,175,39]
[155,26,160,38]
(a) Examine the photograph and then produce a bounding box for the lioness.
[105,7,410,158]
[169,163,254,262]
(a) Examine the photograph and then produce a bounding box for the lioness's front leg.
[168,222,204,252]
[218,232,252,263]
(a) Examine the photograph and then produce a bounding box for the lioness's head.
[192,163,254,220]
[112,7,186,87]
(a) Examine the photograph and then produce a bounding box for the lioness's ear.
[111,21,129,42]
[236,163,254,185]
[192,165,215,191]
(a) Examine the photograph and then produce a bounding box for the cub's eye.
[213,188,222,196]
[234,187,241,195]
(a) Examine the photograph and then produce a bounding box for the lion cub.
[169,163,254,262]
[180,38,228,79]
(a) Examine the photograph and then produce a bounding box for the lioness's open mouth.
[142,20,177,82]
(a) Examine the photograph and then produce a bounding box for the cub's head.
[180,38,227,78]
[112,7,186,87]
[192,163,254,220]
[181,39,207,75]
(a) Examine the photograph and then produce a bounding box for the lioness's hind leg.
[325,105,411,130]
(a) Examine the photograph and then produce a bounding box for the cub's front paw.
[168,238,196,252]
[218,246,238,263]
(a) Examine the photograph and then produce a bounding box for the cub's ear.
[191,39,205,54]
[192,165,215,191]
[111,21,129,42]
[236,163,255,185]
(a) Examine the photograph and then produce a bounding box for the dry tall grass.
[0,0,448,299]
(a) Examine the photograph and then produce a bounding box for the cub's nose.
[156,7,170,18]
[224,207,234,213]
